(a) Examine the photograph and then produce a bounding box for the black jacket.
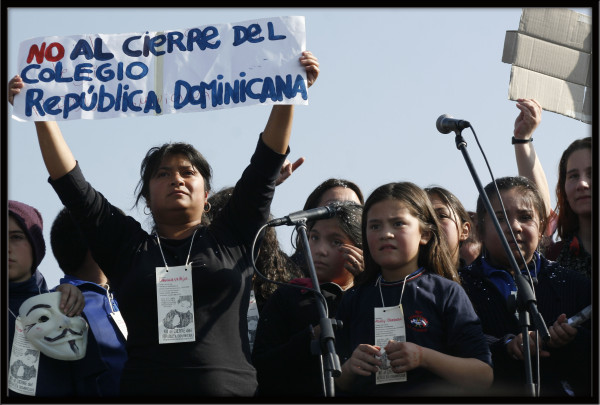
[459,255,592,397]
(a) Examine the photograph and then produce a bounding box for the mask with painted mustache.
[19,292,88,360]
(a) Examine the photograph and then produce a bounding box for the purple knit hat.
[8,200,46,271]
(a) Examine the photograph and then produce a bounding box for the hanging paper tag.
[107,290,128,339]
[8,317,40,396]
[247,290,260,352]
[156,264,195,344]
[110,311,129,340]
[374,306,407,385]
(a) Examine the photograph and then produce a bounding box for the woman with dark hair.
[252,201,364,397]
[291,178,364,273]
[425,186,476,269]
[511,99,591,278]
[10,51,320,397]
[545,137,592,277]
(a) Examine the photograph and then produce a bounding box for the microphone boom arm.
[451,128,549,397]
[296,220,342,397]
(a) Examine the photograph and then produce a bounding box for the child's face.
[482,188,541,269]
[8,216,33,283]
[429,196,468,264]
[309,218,354,288]
[366,199,429,281]
[565,148,592,218]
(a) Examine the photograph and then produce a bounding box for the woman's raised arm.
[9,75,76,180]
[261,51,319,154]
[35,121,76,180]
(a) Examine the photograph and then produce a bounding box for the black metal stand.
[452,129,550,397]
[295,220,342,397]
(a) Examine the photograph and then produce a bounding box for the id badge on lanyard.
[156,264,195,344]
[373,272,416,385]
[374,305,407,384]
[8,317,41,396]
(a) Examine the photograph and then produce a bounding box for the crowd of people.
[6,50,593,400]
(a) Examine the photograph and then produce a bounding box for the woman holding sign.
[9,50,319,397]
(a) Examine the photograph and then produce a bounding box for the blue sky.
[6,7,593,288]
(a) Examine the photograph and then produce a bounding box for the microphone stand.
[451,129,550,397]
[295,219,342,397]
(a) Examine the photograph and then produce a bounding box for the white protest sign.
[13,16,307,121]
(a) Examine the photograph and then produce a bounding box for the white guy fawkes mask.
[18,292,88,360]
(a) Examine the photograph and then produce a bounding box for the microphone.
[567,304,591,327]
[436,114,470,134]
[267,203,340,227]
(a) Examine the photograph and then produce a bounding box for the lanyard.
[155,227,199,270]
[8,283,45,320]
[376,267,425,308]
[105,285,118,314]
